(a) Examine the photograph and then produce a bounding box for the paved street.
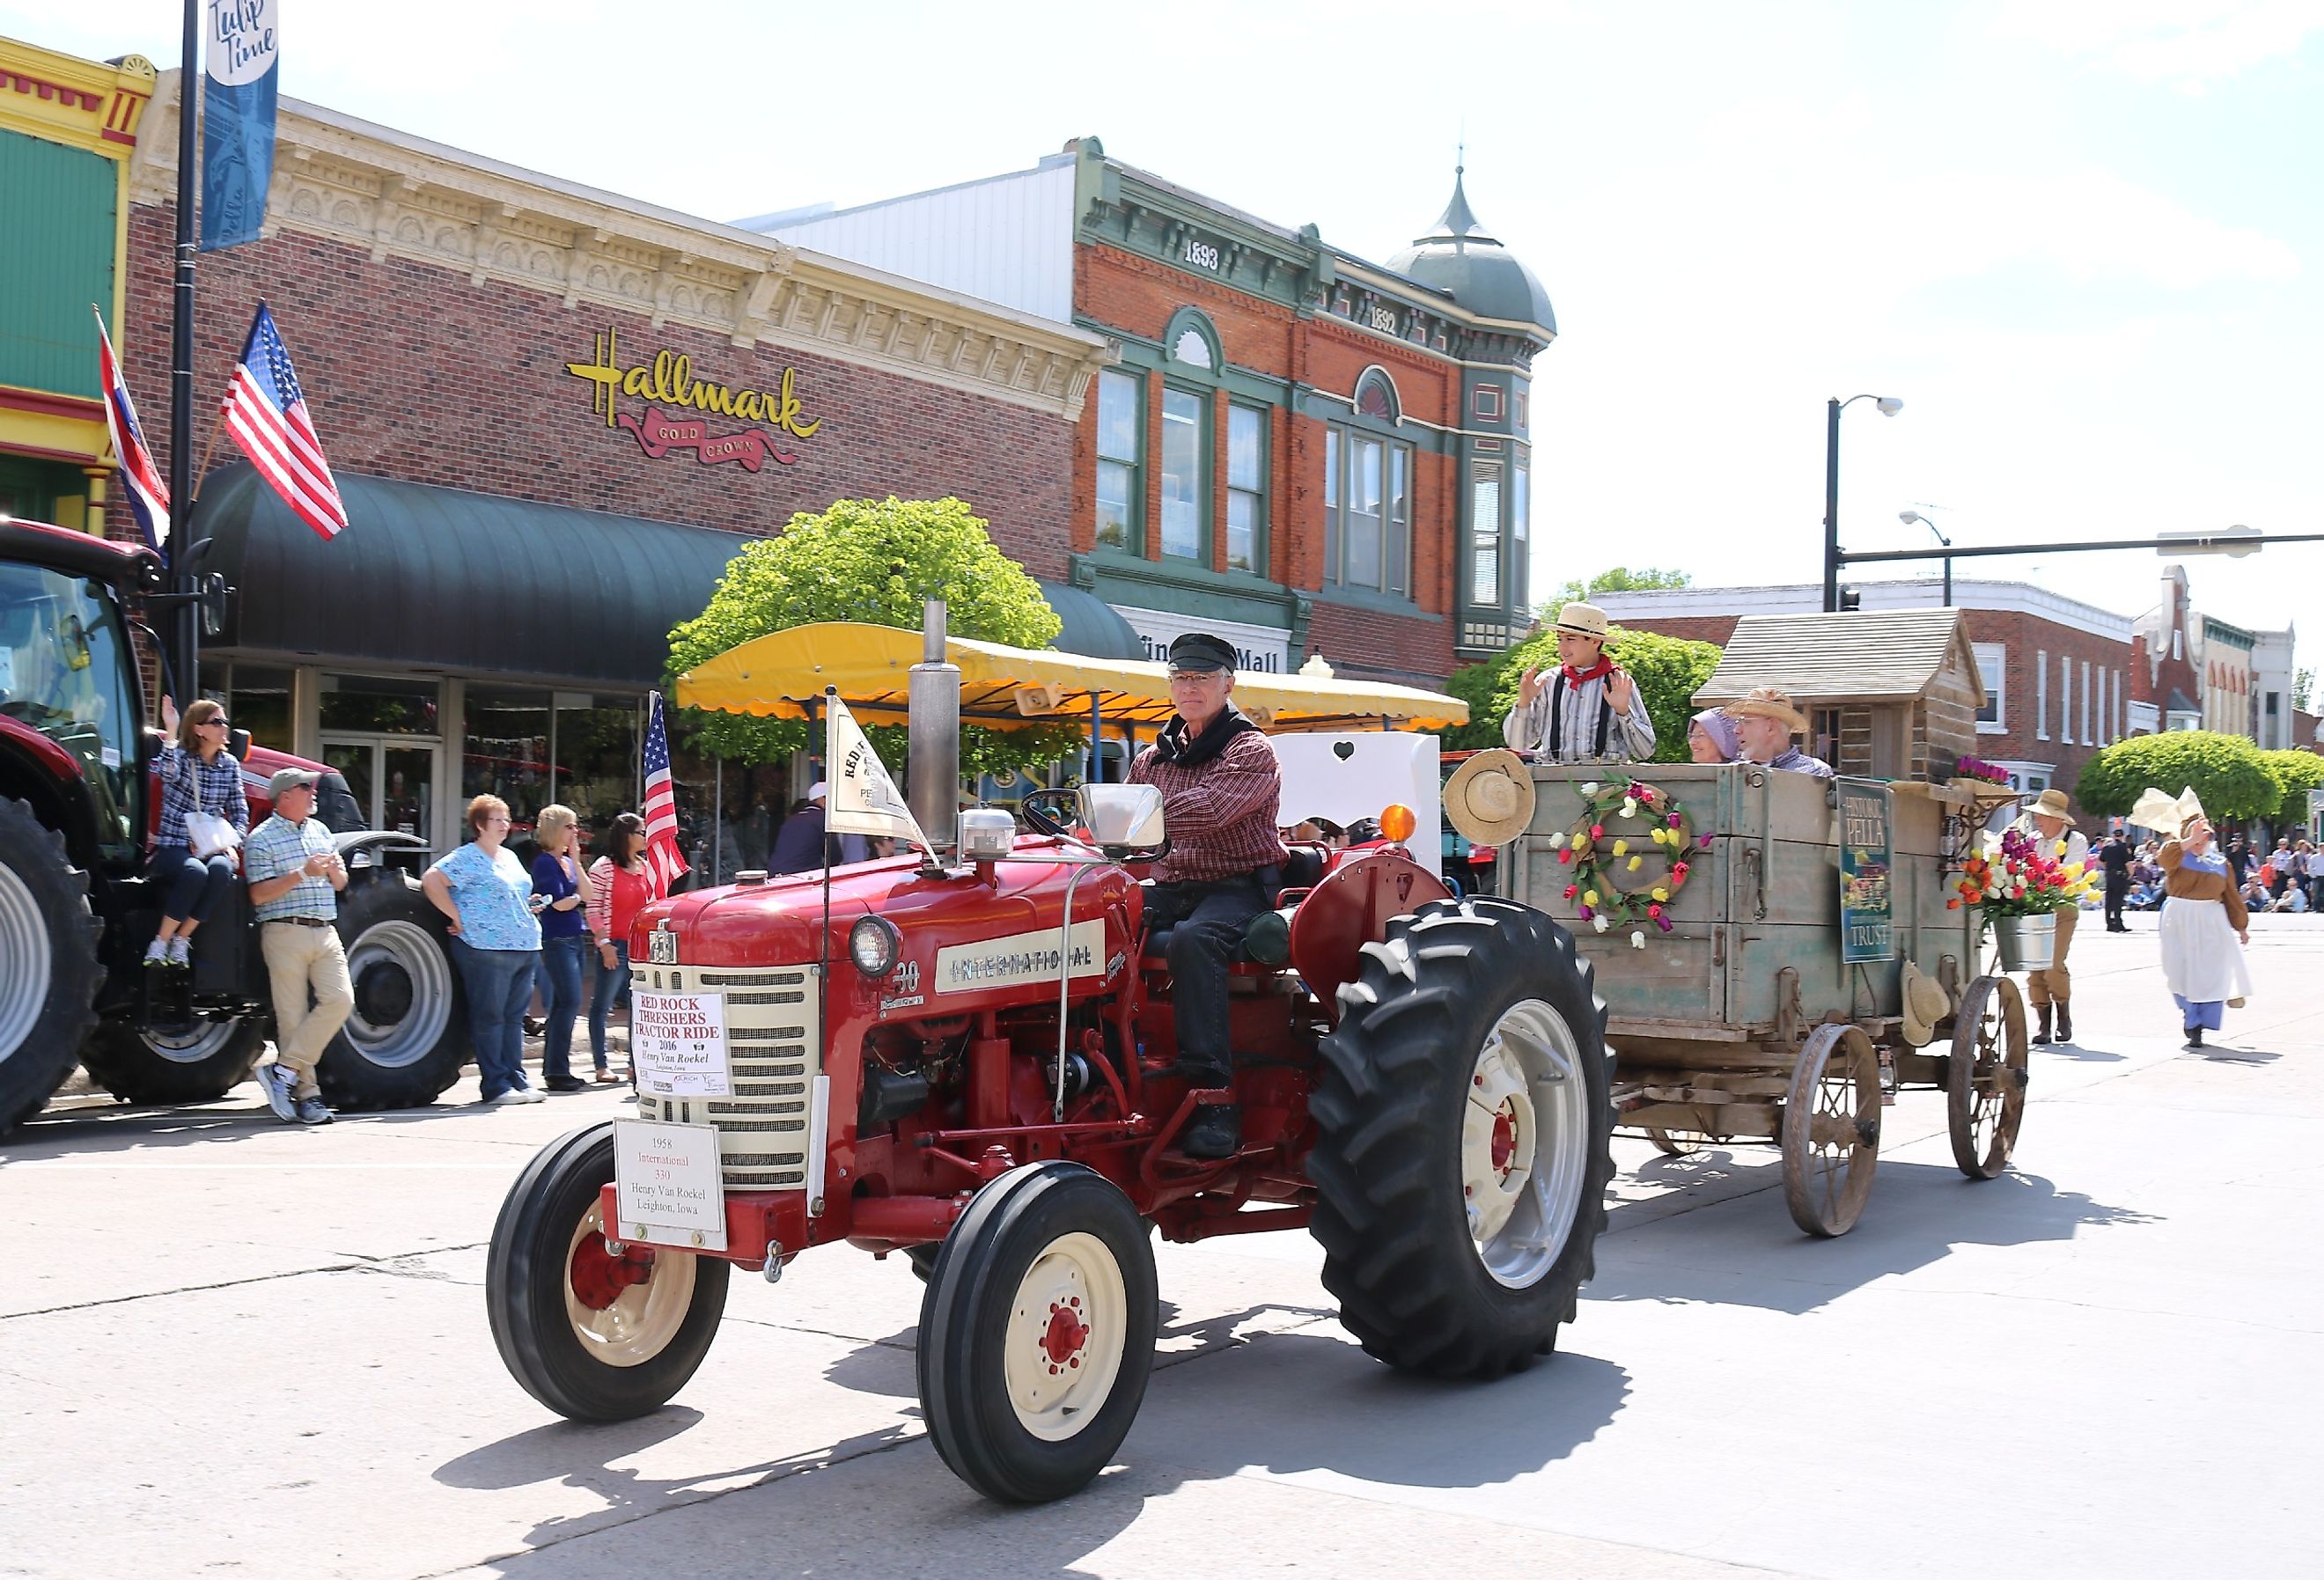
[4,915,2319,1580]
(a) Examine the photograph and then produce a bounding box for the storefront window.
[228,665,294,751]
[1226,404,1266,574]
[555,693,641,851]
[463,686,551,836]
[1159,387,1206,562]
[1095,369,1142,552]
[1321,423,1412,598]
[320,672,441,735]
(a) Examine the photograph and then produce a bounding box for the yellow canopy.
[674,621,1468,733]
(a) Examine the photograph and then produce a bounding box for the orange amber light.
[1379,803,1419,842]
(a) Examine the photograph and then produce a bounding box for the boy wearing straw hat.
[2010,787,2091,1044]
[1503,602,1656,764]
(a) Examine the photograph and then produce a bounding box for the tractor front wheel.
[0,797,101,1133]
[917,1162,1158,1503]
[486,1122,728,1421]
[1310,896,1614,1378]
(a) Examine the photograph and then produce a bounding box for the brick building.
[754,140,1559,687]
[1593,579,2136,810]
[109,75,1111,854]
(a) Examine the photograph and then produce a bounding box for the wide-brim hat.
[2032,788,2071,818]
[1444,748,1537,847]
[1725,691,1810,734]
[2129,784,2205,834]
[1900,961,1951,1047]
[1552,601,1611,639]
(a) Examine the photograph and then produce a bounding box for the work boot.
[2184,1025,2203,1049]
[2055,1003,2073,1043]
[1180,1104,1241,1159]
[2032,1004,2054,1046]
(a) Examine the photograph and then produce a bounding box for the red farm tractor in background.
[485,607,1615,1503]
[0,518,469,1134]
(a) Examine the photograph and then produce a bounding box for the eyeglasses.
[1168,669,1224,684]
[201,717,232,729]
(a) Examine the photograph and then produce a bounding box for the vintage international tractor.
[485,610,1615,1503]
[0,517,469,1133]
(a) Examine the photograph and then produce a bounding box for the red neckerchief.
[1562,656,1614,687]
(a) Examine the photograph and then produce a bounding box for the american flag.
[93,309,171,555]
[221,303,349,542]
[642,693,689,891]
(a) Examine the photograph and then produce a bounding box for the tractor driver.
[1127,631,1289,1160]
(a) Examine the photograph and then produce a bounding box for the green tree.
[1445,624,1723,763]
[1548,566,1693,615]
[2294,666,2313,712]
[2259,748,2324,825]
[666,496,1085,778]
[2073,731,2283,824]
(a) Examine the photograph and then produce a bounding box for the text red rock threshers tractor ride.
[485,610,1616,1503]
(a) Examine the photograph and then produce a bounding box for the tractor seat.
[1140,846,1328,970]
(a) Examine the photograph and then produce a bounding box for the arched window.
[1163,307,1221,372]
[1353,366,1401,423]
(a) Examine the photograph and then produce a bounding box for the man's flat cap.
[1166,632,1239,672]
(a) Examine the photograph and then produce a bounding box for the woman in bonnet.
[2136,785,2252,1048]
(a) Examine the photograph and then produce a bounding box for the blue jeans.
[452,940,538,1099]
[154,843,236,925]
[538,933,586,1082]
[588,939,629,1072]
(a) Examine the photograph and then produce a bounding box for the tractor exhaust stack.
[908,599,961,861]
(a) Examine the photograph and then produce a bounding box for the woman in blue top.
[423,794,544,1104]
[148,696,249,968]
[529,804,596,1093]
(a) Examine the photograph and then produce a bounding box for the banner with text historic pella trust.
[200,0,281,252]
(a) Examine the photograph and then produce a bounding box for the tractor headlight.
[849,915,901,978]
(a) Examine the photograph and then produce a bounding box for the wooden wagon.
[1503,760,2032,1237]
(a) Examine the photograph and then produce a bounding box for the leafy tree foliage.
[1445,624,1723,764]
[666,497,1085,777]
[2295,666,2313,713]
[2073,731,2283,824]
[1549,565,1693,613]
[2258,748,2324,825]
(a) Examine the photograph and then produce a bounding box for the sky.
[14,1,2321,676]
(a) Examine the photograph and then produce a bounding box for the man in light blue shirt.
[244,768,350,1125]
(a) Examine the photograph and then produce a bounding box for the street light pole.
[167,0,201,699]
[1900,510,1953,606]
[1821,393,1903,612]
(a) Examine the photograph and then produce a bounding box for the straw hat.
[1552,601,1611,639]
[1444,748,1537,846]
[1900,961,1951,1047]
[2031,788,2072,819]
[2129,784,2205,835]
[1725,685,1809,735]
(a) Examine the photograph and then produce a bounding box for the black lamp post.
[1821,393,1904,612]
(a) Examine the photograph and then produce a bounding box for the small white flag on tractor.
[823,693,930,851]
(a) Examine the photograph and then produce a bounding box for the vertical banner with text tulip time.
[200,0,281,252]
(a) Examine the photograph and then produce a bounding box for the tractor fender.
[1285,849,1453,1017]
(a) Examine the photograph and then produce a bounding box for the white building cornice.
[129,75,1113,422]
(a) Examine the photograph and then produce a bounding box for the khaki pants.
[2027,907,2078,1008]
[261,922,353,1099]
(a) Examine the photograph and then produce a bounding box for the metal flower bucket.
[1990,912,2057,973]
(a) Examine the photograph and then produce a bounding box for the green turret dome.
[1387,170,1555,339]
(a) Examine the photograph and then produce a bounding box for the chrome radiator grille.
[633,961,822,1192]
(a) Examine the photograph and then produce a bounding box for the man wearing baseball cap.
[1503,602,1656,764]
[1128,631,1290,1159]
[243,767,353,1124]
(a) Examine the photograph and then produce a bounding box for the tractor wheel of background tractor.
[1310,896,1614,1380]
[318,875,467,1111]
[905,1244,941,1282]
[918,1161,1158,1503]
[0,797,102,1134]
[487,1122,729,1422]
[77,1012,266,1106]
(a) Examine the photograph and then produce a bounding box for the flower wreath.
[1547,776,1711,947]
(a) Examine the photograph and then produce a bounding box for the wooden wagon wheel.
[1780,1025,1881,1238]
[1646,1127,1699,1156]
[1946,974,2029,1179]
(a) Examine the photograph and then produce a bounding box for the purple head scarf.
[1689,708,1742,762]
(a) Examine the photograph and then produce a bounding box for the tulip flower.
[1584,890,1600,907]
[1628,856,1644,871]
[1629,931,1646,949]
[1549,831,1568,849]
[1590,824,1605,840]
[1651,886,1669,902]
[1563,884,1578,900]
[1592,915,1610,933]
[1579,782,1600,797]
[1613,839,1629,857]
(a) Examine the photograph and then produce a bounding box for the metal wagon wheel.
[1946,975,2029,1179]
[1780,1025,1881,1238]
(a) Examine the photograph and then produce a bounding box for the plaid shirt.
[244,813,339,922]
[155,745,249,848]
[1128,726,1289,885]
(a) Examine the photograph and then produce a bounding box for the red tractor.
[487,616,1615,1503]
[0,518,469,1133]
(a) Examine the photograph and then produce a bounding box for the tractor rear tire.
[77,1012,267,1106]
[318,874,467,1111]
[1309,896,1614,1379]
[487,1122,729,1422]
[918,1162,1158,1503]
[0,797,101,1134]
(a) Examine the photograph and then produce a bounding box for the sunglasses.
[200,716,232,729]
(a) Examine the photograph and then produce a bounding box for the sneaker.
[143,938,170,966]
[294,1095,334,1125]
[509,1083,547,1105]
[545,1075,591,1093]
[165,937,192,967]
[253,1062,299,1122]
[484,1088,533,1106]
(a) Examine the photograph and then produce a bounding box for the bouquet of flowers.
[1952,755,2011,785]
[1948,827,2095,916]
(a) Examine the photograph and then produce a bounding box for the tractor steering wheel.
[1019,788,1081,841]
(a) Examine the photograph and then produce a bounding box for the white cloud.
[1993,0,2324,90]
